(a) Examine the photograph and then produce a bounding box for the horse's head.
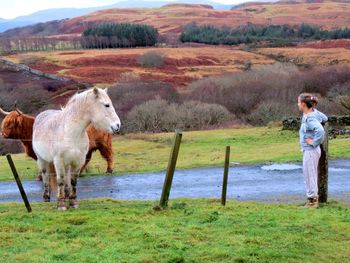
[0,107,25,139]
[88,87,121,134]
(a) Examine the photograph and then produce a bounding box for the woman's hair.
[299,93,319,108]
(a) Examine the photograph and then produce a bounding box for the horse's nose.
[111,123,120,134]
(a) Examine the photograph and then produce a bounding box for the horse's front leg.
[54,158,68,211]
[69,166,81,209]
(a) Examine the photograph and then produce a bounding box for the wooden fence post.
[6,154,32,213]
[318,123,329,203]
[159,130,182,209]
[221,146,230,206]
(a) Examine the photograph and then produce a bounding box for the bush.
[124,98,232,132]
[297,65,350,96]
[187,64,350,123]
[188,63,299,116]
[316,97,348,116]
[173,101,232,130]
[18,55,41,65]
[245,101,295,126]
[339,96,350,112]
[108,77,178,119]
[137,51,165,67]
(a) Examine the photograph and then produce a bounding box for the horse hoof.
[57,206,67,211]
[69,199,79,209]
[36,175,43,181]
[106,169,113,174]
[43,198,50,202]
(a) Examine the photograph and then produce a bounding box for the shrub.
[187,64,350,123]
[316,97,348,116]
[18,55,41,65]
[188,63,299,116]
[108,77,178,119]
[124,98,232,132]
[137,51,165,67]
[339,96,350,112]
[245,101,295,126]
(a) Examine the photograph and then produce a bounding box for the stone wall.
[0,58,71,82]
[282,115,350,137]
[282,115,350,130]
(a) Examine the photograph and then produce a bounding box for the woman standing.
[298,93,325,208]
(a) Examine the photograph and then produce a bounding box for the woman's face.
[297,97,305,112]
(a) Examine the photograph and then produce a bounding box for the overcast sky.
[0,0,248,19]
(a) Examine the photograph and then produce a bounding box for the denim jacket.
[314,109,328,123]
[299,111,325,151]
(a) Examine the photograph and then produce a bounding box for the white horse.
[33,87,120,210]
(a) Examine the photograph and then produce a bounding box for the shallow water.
[0,159,349,203]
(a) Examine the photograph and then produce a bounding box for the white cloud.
[0,0,121,19]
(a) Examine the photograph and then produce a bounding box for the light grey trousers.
[303,146,321,198]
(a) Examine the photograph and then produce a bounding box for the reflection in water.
[261,164,302,171]
[0,159,349,203]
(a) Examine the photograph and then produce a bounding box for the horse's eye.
[104,104,110,108]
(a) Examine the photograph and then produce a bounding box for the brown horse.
[0,107,115,176]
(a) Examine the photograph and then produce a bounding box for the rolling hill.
[1,0,349,39]
[0,0,234,33]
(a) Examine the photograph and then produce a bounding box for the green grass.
[0,127,349,181]
[0,199,349,262]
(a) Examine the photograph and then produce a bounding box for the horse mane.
[63,89,92,111]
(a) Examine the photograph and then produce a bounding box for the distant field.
[3,47,275,87]
[0,127,349,181]
[257,45,350,67]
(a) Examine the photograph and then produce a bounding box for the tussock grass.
[0,199,349,262]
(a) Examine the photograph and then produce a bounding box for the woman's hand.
[306,138,313,145]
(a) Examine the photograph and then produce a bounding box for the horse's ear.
[0,107,10,116]
[104,88,108,94]
[93,87,99,98]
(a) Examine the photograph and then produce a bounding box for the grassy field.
[0,127,349,181]
[0,199,349,262]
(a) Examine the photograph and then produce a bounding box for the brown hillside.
[61,1,350,36]
[2,47,275,88]
[3,2,349,38]
[232,0,350,29]
[0,63,80,113]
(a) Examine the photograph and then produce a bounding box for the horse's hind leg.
[99,145,114,173]
[80,149,93,175]
[37,158,50,202]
